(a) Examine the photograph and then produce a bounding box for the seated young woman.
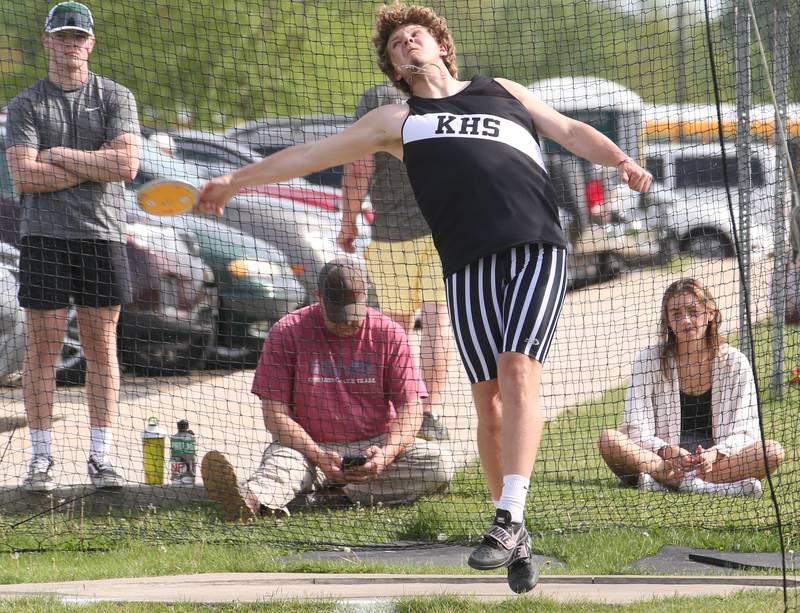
[598,278,784,496]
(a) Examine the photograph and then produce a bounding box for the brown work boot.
[201,451,259,522]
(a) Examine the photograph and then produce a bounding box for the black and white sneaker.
[468,509,527,570]
[87,455,124,489]
[506,531,539,593]
[23,455,56,492]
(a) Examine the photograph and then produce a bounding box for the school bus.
[643,103,800,144]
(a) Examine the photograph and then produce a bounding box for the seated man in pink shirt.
[201,258,454,521]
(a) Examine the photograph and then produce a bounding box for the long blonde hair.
[373,2,458,95]
[658,278,725,377]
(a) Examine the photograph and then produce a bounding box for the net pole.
[768,3,789,399]
[735,0,753,363]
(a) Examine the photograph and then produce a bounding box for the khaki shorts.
[364,235,446,315]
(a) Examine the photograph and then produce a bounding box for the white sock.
[678,470,705,493]
[679,472,760,497]
[497,474,530,523]
[30,428,52,458]
[90,427,113,461]
[691,477,758,496]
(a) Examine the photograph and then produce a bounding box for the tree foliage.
[0,0,789,130]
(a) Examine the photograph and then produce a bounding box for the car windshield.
[131,141,206,188]
[675,155,765,189]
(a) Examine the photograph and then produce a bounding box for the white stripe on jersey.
[403,112,546,172]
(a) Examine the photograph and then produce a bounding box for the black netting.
[0,0,798,554]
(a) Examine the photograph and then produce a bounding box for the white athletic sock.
[678,471,705,494]
[30,428,52,458]
[497,474,530,523]
[90,427,113,461]
[690,477,760,497]
[679,472,761,497]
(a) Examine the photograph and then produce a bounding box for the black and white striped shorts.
[444,243,568,384]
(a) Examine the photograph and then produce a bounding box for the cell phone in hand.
[341,455,367,469]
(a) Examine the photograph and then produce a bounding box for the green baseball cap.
[45,2,94,36]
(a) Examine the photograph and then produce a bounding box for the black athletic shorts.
[445,243,568,384]
[18,236,132,310]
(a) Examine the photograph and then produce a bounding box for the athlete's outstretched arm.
[495,78,652,193]
[198,105,407,216]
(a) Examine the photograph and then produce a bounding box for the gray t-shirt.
[5,74,140,243]
[355,82,431,242]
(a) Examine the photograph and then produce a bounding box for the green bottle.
[169,419,196,485]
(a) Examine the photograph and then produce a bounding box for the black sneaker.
[87,455,124,489]
[467,509,526,570]
[506,531,539,593]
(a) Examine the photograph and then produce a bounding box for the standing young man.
[199,2,651,592]
[5,2,140,490]
[338,80,454,442]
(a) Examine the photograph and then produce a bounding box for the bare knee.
[597,429,623,459]
[765,440,785,473]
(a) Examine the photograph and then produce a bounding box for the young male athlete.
[6,2,140,491]
[199,2,652,593]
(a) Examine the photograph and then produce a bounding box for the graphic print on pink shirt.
[251,304,426,442]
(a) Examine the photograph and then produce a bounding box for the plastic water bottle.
[169,419,197,485]
[142,417,167,485]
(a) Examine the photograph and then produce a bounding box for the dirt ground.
[0,255,777,488]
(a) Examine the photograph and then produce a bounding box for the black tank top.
[402,76,566,276]
[680,388,713,441]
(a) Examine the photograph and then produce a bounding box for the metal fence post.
[770,4,789,399]
[735,0,753,364]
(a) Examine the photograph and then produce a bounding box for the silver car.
[131,138,371,298]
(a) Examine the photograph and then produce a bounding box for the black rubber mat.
[627,545,796,574]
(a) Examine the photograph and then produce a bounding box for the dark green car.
[192,218,306,364]
[125,198,306,367]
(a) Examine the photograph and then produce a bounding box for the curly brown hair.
[373,2,458,95]
[658,278,725,377]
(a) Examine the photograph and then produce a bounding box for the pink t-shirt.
[251,304,427,442]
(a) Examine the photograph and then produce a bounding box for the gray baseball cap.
[318,258,368,323]
[45,2,94,36]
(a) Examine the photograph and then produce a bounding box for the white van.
[530,77,652,279]
[641,142,785,257]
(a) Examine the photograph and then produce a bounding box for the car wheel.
[56,336,86,387]
[118,340,192,376]
[206,303,259,370]
[654,233,681,265]
[56,308,85,387]
[597,252,622,282]
[684,232,731,259]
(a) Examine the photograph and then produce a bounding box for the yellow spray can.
[142,417,167,485]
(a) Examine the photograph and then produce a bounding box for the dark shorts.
[445,243,568,384]
[19,236,132,310]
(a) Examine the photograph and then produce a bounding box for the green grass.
[0,590,792,612]
[0,323,797,581]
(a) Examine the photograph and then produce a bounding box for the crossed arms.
[7,133,140,194]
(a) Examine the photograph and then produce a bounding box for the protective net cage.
[0,0,798,554]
